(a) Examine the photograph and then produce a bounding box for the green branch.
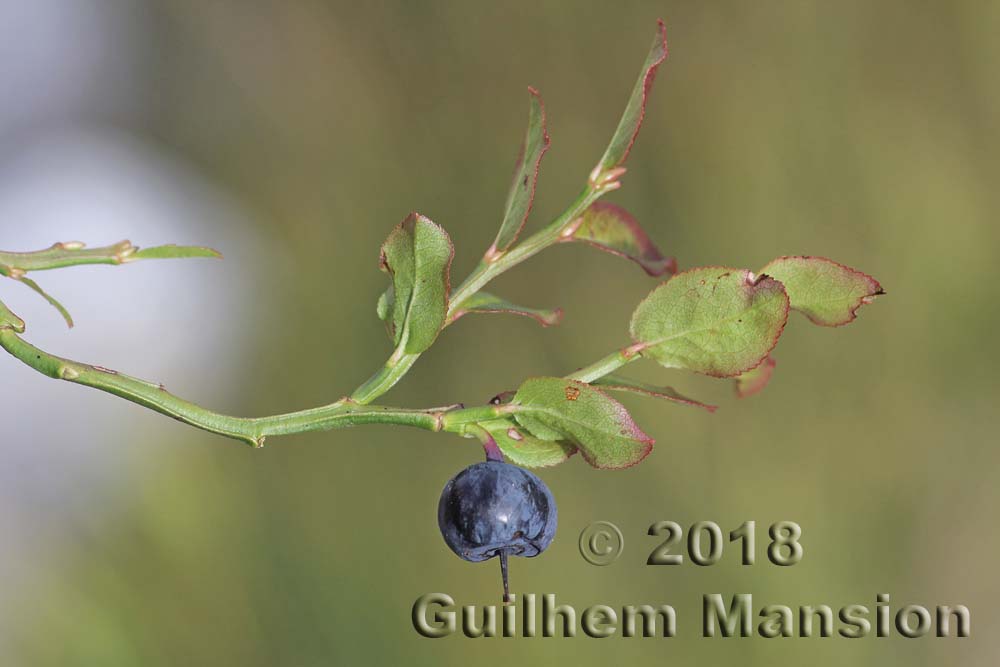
[349,185,607,405]
[0,22,885,474]
[0,21,684,457]
[0,240,222,328]
[0,327,506,448]
[566,343,646,383]
[0,180,623,447]
[0,240,220,273]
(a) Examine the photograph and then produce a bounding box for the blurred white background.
[0,0,261,617]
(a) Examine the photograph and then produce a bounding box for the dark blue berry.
[438,460,557,600]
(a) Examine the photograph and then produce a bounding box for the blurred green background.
[2,0,998,664]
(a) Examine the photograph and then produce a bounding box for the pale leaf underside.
[567,202,675,277]
[592,373,717,412]
[734,355,777,398]
[513,377,653,469]
[451,291,562,327]
[482,418,576,468]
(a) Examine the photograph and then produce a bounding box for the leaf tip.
[595,19,670,173]
[654,18,669,59]
[492,87,551,253]
[526,86,551,146]
[588,437,654,470]
[763,256,883,327]
[735,355,777,399]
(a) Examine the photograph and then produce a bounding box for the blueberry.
[438,460,557,601]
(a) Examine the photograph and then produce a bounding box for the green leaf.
[630,267,789,377]
[595,19,668,174]
[377,212,454,353]
[566,202,675,276]
[375,287,392,323]
[128,245,222,260]
[760,256,883,327]
[17,277,74,328]
[734,355,776,398]
[491,87,550,254]
[512,377,653,469]
[0,300,25,333]
[592,374,716,412]
[481,418,576,468]
[451,291,562,327]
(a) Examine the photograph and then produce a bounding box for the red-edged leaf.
[451,291,562,327]
[595,19,669,174]
[512,377,654,469]
[734,356,776,398]
[592,374,717,412]
[490,87,550,254]
[760,256,883,327]
[565,202,675,277]
[630,267,790,377]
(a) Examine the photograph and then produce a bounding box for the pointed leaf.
[481,418,576,468]
[491,87,550,253]
[567,202,675,276]
[630,267,790,377]
[595,19,668,173]
[451,291,562,327]
[512,377,653,469]
[16,277,74,328]
[0,300,25,333]
[592,374,717,412]
[760,256,883,327]
[377,213,454,353]
[734,356,777,398]
[128,245,222,260]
